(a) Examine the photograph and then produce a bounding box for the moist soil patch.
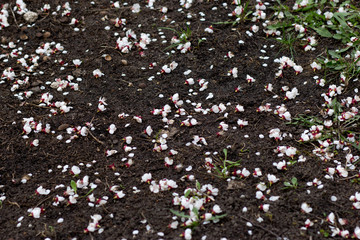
[1,1,360,240]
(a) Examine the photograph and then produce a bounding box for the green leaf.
[334,64,347,70]
[70,180,77,194]
[320,229,330,238]
[212,21,237,25]
[223,148,228,160]
[295,5,314,12]
[214,166,223,177]
[244,10,253,19]
[284,10,294,19]
[328,50,341,59]
[339,47,351,53]
[196,180,201,191]
[158,27,178,34]
[312,27,333,38]
[79,188,94,199]
[184,189,191,198]
[192,207,199,216]
[333,34,343,40]
[284,182,292,187]
[267,22,290,30]
[291,177,298,185]
[334,13,351,31]
[209,213,227,221]
[170,209,191,219]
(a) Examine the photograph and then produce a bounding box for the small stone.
[120,32,126,37]
[20,34,28,41]
[31,80,42,87]
[23,11,38,23]
[121,60,128,66]
[138,82,146,89]
[59,16,69,23]
[227,180,245,190]
[104,55,112,61]
[21,174,31,181]
[36,32,43,38]
[43,32,51,38]
[58,124,70,131]
[72,69,82,77]
[29,86,41,93]
[20,26,27,31]
[140,133,148,139]
[42,56,50,62]
[1,36,8,44]
[95,178,102,184]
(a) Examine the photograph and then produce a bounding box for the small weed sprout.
[283,177,298,190]
[170,181,227,230]
[213,0,252,26]
[213,148,242,179]
[159,26,192,52]
[70,180,94,199]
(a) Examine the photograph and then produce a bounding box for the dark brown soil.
[1,1,360,240]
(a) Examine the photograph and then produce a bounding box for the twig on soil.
[240,216,281,238]
[38,13,50,22]
[101,45,124,56]
[9,4,20,29]
[88,130,105,145]
[35,196,52,208]
[141,211,153,230]
[337,174,359,181]
[85,8,112,12]
[118,79,133,86]
[101,205,111,214]
[104,177,111,191]
[87,115,105,145]
[328,200,343,208]
[101,45,116,50]
[7,200,21,208]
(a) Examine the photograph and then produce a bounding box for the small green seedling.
[70,180,95,199]
[213,1,252,26]
[170,208,227,229]
[320,228,330,238]
[214,148,242,179]
[158,26,192,51]
[283,177,298,190]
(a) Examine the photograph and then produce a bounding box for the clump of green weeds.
[318,46,360,85]
[213,148,243,179]
[268,0,360,65]
[170,181,227,230]
[158,26,192,50]
[290,98,360,151]
[213,0,253,26]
